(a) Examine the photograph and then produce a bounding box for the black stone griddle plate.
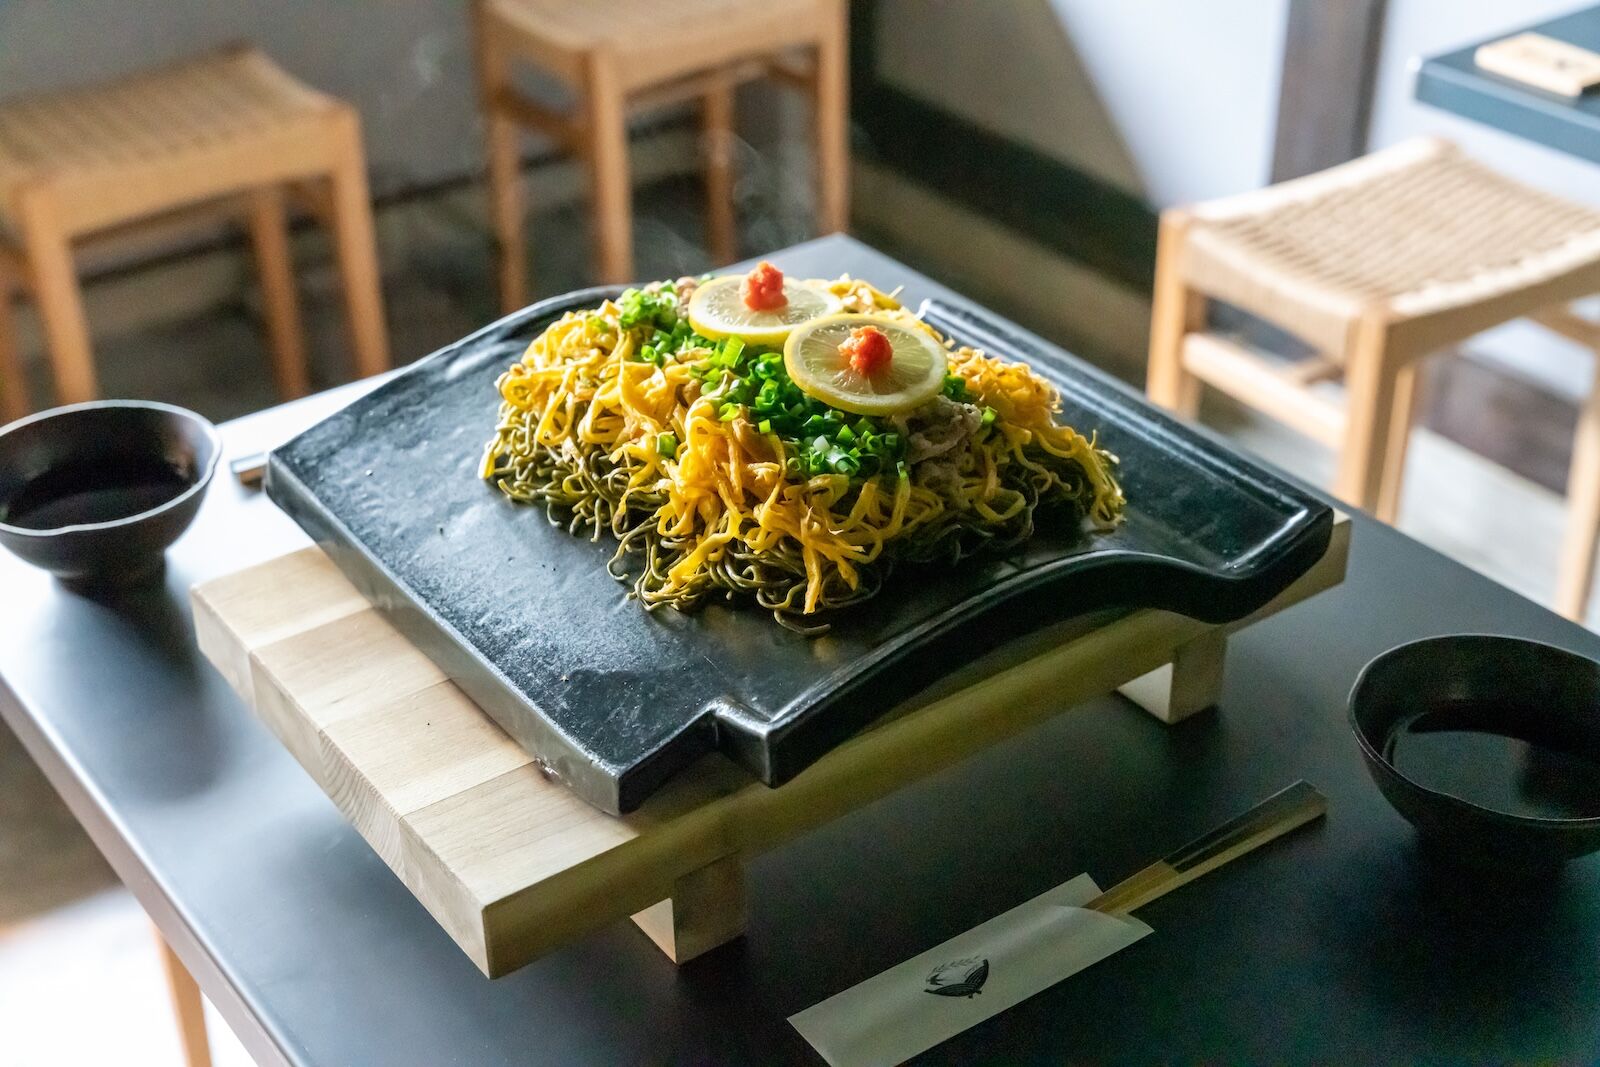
[267,288,1333,814]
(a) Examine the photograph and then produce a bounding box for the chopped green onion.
[758,419,773,434]
[981,406,997,427]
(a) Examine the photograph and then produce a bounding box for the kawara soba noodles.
[481,263,1125,634]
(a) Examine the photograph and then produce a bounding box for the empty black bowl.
[1350,635,1600,868]
[0,400,219,588]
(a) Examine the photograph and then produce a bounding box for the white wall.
[1042,0,1289,206]
[877,0,1289,207]
[1372,0,1600,401]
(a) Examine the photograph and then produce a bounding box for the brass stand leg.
[1119,629,1228,725]
[245,186,311,399]
[631,854,747,964]
[155,930,212,1067]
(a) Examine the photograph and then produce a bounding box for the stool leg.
[325,109,391,379]
[701,76,738,267]
[245,187,311,400]
[813,1,850,234]
[0,280,27,423]
[1334,314,1399,514]
[1374,361,1421,525]
[1557,366,1600,622]
[485,111,527,313]
[1146,211,1203,418]
[474,7,528,313]
[585,53,634,285]
[16,190,96,404]
[155,930,212,1067]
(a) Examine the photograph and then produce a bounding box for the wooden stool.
[0,258,26,423]
[472,0,849,309]
[1146,138,1600,557]
[0,46,391,411]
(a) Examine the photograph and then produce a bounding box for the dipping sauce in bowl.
[1,454,195,530]
[0,400,220,587]
[1384,701,1600,822]
[1350,635,1600,868]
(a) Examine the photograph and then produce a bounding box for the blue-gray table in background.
[1416,5,1600,161]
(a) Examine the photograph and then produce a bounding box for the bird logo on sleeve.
[924,957,989,998]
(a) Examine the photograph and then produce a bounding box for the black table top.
[5,235,1600,1065]
[1416,6,1600,163]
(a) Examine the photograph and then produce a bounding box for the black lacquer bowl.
[267,287,1335,813]
[1350,635,1600,868]
[0,400,219,588]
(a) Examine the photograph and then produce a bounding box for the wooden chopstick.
[1085,781,1327,916]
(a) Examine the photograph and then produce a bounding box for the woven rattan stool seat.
[1185,138,1600,356]
[485,0,831,91]
[0,47,337,235]
[0,45,388,418]
[1149,137,1600,613]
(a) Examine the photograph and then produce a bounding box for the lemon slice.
[783,314,949,416]
[686,275,842,345]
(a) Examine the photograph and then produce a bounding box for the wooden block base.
[630,854,748,963]
[1119,629,1229,724]
[192,516,1347,976]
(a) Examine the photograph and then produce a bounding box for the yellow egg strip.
[482,278,1126,624]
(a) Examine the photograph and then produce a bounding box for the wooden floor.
[0,174,1592,1063]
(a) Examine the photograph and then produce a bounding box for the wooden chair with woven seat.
[0,45,391,414]
[1146,137,1600,617]
[472,0,848,310]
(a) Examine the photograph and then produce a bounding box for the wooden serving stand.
[193,515,1347,978]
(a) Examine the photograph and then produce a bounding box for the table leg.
[630,854,747,964]
[155,928,212,1067]
[1118,629,1227,724]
